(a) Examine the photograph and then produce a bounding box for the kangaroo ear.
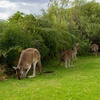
[13,66,17,70]
[76,43,79,45]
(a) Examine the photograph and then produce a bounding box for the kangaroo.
[90,43,99,56]
[13,48,42,80]
[59,43,79,68]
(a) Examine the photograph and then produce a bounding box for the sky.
[0,0,49,20]
[0,0,100,20]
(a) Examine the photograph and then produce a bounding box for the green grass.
[0,56,100,100]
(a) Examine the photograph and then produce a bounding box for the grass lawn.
[0,56,100,100]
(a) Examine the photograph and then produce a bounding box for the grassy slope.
[0,56,100,100]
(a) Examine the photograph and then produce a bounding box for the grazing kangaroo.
[13,48,42,80]
[59,43,79,68]
[90,43,99,56]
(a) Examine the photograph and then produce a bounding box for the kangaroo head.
[73,43,79,51]
[13,67,23,80]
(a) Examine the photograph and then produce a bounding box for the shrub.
[4,46,22,75]
[78,39,91,56]
[0,27,35,50]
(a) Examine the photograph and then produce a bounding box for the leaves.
[0,0,100,66]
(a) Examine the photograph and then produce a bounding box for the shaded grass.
[0,56,100,100]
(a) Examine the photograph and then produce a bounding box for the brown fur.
[14,48,42,79]
[91,43,99,56]
[59,43,79,68]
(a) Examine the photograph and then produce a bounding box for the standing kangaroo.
[90,43,99,56]
[59,43,79,68]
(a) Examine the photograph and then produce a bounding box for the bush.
[0,64,7,80]
[0,50,5,64]
[78,39,91,56]
[4,46,22,75]
[0,27,34,50]
[37,28,68,58]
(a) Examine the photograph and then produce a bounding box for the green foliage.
[0,27,21,50]
[4,46,22,75]
[78,38,91,56]
[5,46,21,66]
[40,29,62,56]
[0,20,8,34]
[0,26,43,50]
[81,1,100,38]
[8,11,24,24]
[0,50,5,64]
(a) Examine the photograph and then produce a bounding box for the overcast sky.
[0,0,100,20]
[0,0,49,20]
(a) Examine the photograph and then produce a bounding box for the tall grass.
[0,56,100,100]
